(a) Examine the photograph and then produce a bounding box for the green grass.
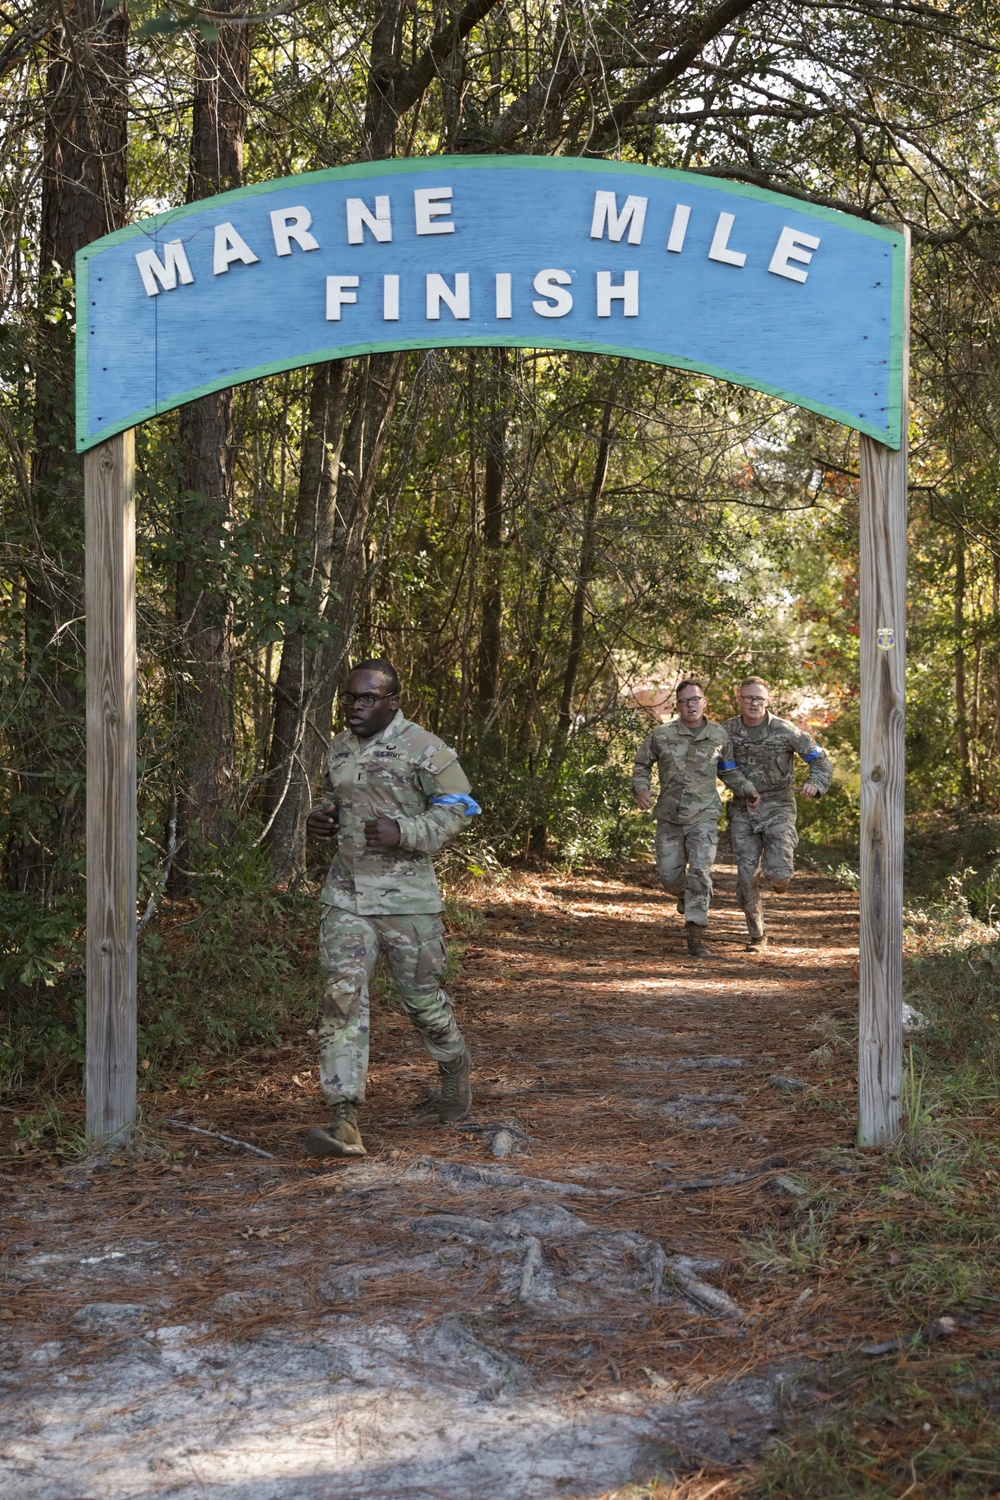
[739,901,1000,1498]
[748,1358,1000,1499]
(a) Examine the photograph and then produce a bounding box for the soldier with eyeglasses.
[303,658,480,1158]
[722,677,833,951]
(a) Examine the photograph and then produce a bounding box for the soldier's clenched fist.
[364,815,401,848]
[307,804,338,839]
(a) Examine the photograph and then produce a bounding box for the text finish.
[76,157,906,450]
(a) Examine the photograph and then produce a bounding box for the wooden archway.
[78,158,908,1145]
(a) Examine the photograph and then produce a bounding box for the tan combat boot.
[438,1045,472,1122]
[304,1100,366,1158]
[684,922,707,957]
[746,912,767,951]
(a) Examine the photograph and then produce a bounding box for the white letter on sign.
[271,206,319,256]
[346,196,392,244]
[383,274,400,320]
[426,273,469,319]
[414,187,455,235]
[708,212,746,267]
[769,226,821,283]
[135,239,194,297]
[596,270,638,317]
[214,222,260,275]
[495,273,512,319]
[666,204,691,253]
[326,275,359,319]
[532,269,573,318]
[590,191,648,245]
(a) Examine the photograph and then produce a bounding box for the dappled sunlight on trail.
[0,860,874,1498]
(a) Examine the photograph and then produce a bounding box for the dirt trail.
[0,857,870,1498]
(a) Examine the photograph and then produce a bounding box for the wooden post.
[85,430,137,1143]
[857,232,910,1146]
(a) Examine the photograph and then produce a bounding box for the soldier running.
[722,677,833,951]
[632,680,759,957]
[304,658,480,1157]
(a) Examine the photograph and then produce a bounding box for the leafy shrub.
[1,823,321,1095]
[0,886,85,994]
[796,773,860,852]
[135,824,319,1077]
[460,707,653,865]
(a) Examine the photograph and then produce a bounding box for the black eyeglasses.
[339,691,394,707]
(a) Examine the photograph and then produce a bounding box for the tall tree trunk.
[317,353,408,679]
[523,555,555,863]
[305,351,406,791]
[529,400,613,862]
[263,360,351,878]
[13,0,129,898]
[972,639,982,801]
[455,407,480,753]
[174,1,250,861]
[363,0,406,156]
[476,349,508,713]
[955,532,973,802]
[263,0,506,879]
[518,548,554,750]
[263,0,412,883]
[263,353,405,882]
[557,400,613,734]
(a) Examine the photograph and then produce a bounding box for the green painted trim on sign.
[77,332,898,452]
[76,253,90,445]
[888,233,907,446]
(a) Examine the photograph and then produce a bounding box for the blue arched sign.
[77,156,909,1153]
[76,156,906,451]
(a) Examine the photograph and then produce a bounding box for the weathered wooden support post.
[857,230,910,1146]
[84,430,137,1142]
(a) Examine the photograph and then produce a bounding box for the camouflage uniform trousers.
[318,907,466,1104]
[655,820,718,927]
[729,805,799,920]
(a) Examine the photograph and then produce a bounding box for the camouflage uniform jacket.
[721,712,833,811]
[318,711,480,916]
[632,718,757,828]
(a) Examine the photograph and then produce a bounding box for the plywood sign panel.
[76,157,905,451]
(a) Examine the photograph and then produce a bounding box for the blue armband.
[803,747,823,763]
[431,793,482,817]
[717,759,737,772]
